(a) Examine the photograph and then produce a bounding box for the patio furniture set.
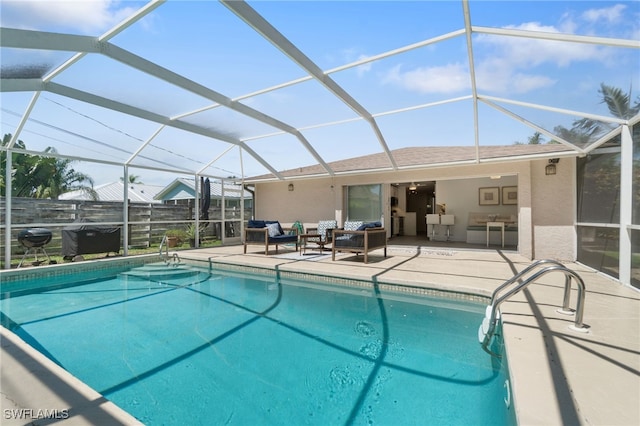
[244,219,387,263]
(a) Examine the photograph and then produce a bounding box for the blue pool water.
[1,262,515,425]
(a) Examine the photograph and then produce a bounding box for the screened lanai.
[1,1,639,282]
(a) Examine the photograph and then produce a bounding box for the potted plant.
[185,223,208,247]
[185,223,200,247]
[165,229,186,248]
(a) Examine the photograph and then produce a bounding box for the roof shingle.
[249,145,573,180]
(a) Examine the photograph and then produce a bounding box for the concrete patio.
[1,243,638,425]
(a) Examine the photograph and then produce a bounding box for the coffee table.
[299,233,329,254]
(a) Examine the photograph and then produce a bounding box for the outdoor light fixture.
[409,182,417,191]
[546,158,560,175]
[288,183,294,191]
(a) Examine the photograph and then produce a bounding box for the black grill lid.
[18,228,52,248]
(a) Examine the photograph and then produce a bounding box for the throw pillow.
[344,221,363,231]
[267,222,281,237]
[357,222,382,231]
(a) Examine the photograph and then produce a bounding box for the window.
[577,149,621,223]
[577,226,620,280]
[347,184,382,222]
[576,147,621,279]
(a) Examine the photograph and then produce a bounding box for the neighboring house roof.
[154,178,251,201]
[248,144,573,181]
[59,182,165,203]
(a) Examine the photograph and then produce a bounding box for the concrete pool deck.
[1,244,639,425]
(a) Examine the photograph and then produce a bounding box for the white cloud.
[337,49,373,77]
[0,0,138,34]
[509,73,557,94]
[474,57,555,94]
[378,5,626,96]
[382,63,469,94]
[468,20,604,93]
[492,22,603,67]
[582,4,626,24]
[355,54,372,77]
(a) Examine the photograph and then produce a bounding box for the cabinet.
[404,212,416,236]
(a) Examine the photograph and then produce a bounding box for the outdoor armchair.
[244,220,299,255]
[332,222,387,263]
[299,220,337,254]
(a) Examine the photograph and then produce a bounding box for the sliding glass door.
[347,184,382,222]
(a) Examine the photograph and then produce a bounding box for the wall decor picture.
[479,187,500,205]
[502,186,518,205]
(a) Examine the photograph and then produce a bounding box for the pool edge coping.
[1,325,143,425]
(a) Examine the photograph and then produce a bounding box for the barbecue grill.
[61,220,121,259]
[17,228,52,267]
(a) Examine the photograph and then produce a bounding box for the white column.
[619,125,632,285]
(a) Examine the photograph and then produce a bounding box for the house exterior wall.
[161,186,195,201]
[253,157,576,261]
[531,157,576,260]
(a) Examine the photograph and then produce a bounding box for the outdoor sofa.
[332,221,387,263]
[244,220,299,255]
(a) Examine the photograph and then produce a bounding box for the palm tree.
[529,132,544,144]
[550,83,639,147]
[573,83,640,139]
[514,131,543,145]
[30,147,97,200]
[1,134,53,197]
[120,174,143,184]
[574,83,640,224]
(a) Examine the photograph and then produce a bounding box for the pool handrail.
[479,260,587,357]
[159,234,168,261]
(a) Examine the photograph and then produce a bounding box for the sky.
[1,0,639,187]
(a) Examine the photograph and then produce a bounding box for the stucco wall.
[530,157,576,260]
[252,157,576,261]
[254,178,342,229]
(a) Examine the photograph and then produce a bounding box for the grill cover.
[18,228,52,248]
[62,220,121,257]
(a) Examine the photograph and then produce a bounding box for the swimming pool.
[1,260,516,425]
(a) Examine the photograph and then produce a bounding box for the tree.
[573,83,640,223]
[514,131,555,145]
[560,83,640,144]
[32,147,97,200]
[120,174,143,184]
[1,133,45,197]
[552,125,592,146]
[1,135,97,199]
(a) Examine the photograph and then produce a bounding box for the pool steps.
[119,262,203,282]
[479,259,588,357]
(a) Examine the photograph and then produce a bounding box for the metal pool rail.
[479,259,588,357]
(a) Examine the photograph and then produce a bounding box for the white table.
[486,221,505,247]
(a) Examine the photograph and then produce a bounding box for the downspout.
[195,174,200,247]
[123,166,129,256]
[4,149,12,269]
